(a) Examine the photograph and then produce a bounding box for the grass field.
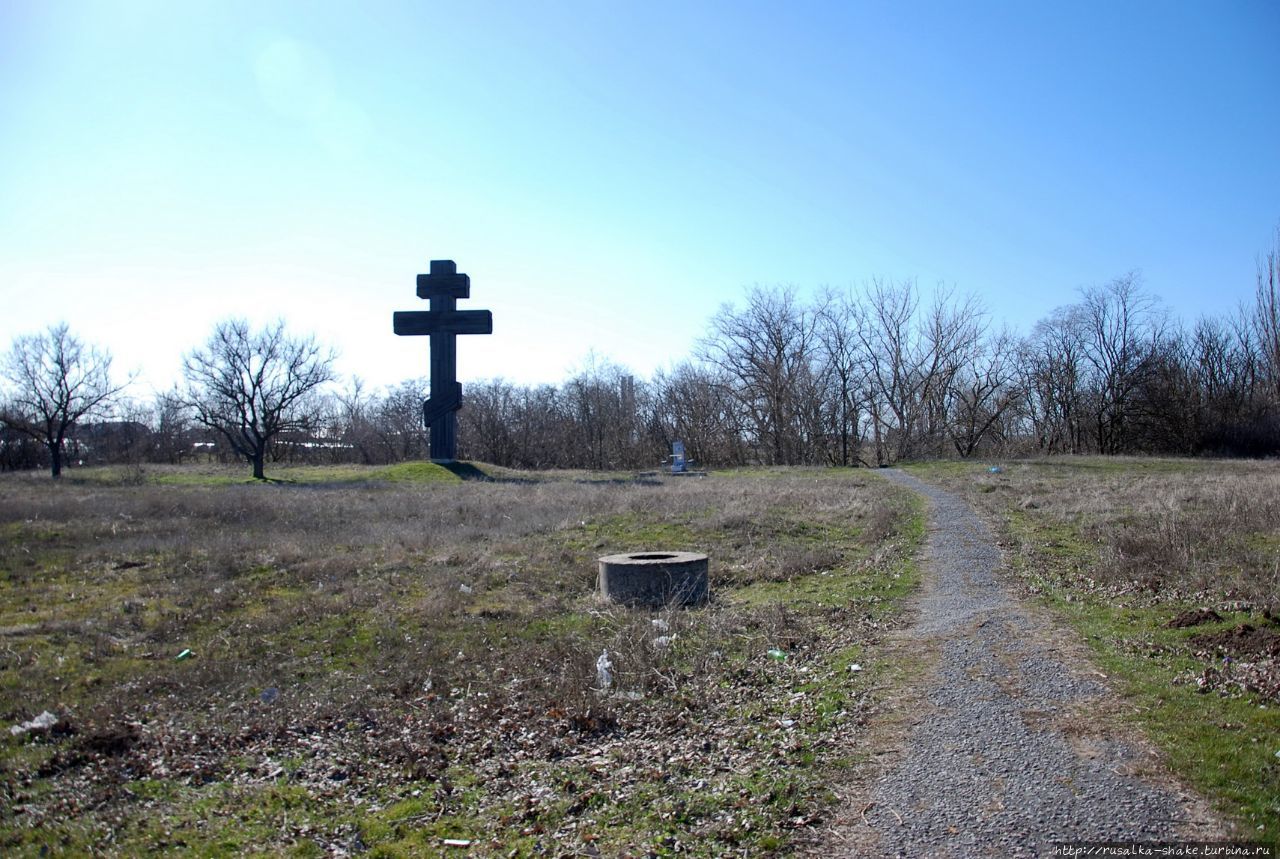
[904,457,1280,844]
[0,463,923,856]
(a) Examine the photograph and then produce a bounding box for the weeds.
[0,464,921,856]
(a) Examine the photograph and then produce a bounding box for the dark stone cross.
[392,260,493,462]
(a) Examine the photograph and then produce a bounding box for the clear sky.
[2,1,1278,396]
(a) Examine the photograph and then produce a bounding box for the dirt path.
[823,469,1224,857]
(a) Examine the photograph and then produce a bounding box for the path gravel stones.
[855,469,1215,857]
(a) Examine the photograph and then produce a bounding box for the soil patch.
[1166,608,1223,628]
[81,723,143,757]
[1190,623,1280,658]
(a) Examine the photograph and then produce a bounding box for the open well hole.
[628,553,678,560]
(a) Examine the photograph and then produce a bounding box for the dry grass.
[0,464,921,856]
[932,457,1280,607]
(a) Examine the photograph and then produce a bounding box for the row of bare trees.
[444,244,1280,468]
[5,234,1280,476]
[1,320,335,478]
[1021,267,1280,458]
[678,263,1278,465]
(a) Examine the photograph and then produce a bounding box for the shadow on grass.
[437,461,495,481]
[443,462,663,486]
[445,461,665,486]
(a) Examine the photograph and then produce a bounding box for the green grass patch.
[1050,594,1280,841]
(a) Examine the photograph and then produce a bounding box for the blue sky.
[2,1,1278,394]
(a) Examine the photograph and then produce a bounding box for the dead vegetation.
[0,465,920,856]
[948,458,1280,609]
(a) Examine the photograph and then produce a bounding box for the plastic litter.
[443,838,472,848]
[9,711,58,736]
[848,663,864,673]
[458,584,473,595]
[175,648,193,661]
[595,649,613,690]
[766,649,787,661]
[988,466,1003,474]
[260,687,280,704]
[650,619,670,632]
[652,635,674,649]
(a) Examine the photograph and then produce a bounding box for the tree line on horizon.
[3,234,1279,478]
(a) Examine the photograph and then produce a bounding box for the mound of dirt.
[81,723,142,756]
[1190,623,1280,658]
[1167,608,1223,628]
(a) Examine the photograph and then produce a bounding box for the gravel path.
[854,469,1215,857]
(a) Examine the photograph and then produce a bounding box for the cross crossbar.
[393,309,493,337]
[416,272,471,300]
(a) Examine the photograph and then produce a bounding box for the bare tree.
[814,288,867,466]
[1254,227,1280,403]
[917,286,986,456]
[700,286,818,464]
[1020,306,1089,453]
[330,377,379,465]
[652,362,747,467]
[149,391,197,464]
[561,354,641,470]
[1131,328,1201,454]
[948,328,1021,457]
[0,322,129,477]
[855,280,984,462]
[1078,273,1164,453]
[179,319,336,480]
[855,278,919,464]
[457,378,521,466]
[370,379,430,463]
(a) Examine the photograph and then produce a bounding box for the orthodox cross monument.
[393,260,493,462]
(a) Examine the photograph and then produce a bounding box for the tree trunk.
[252,449,266,480]
[839,387,849,467]
[49,440,63,479]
